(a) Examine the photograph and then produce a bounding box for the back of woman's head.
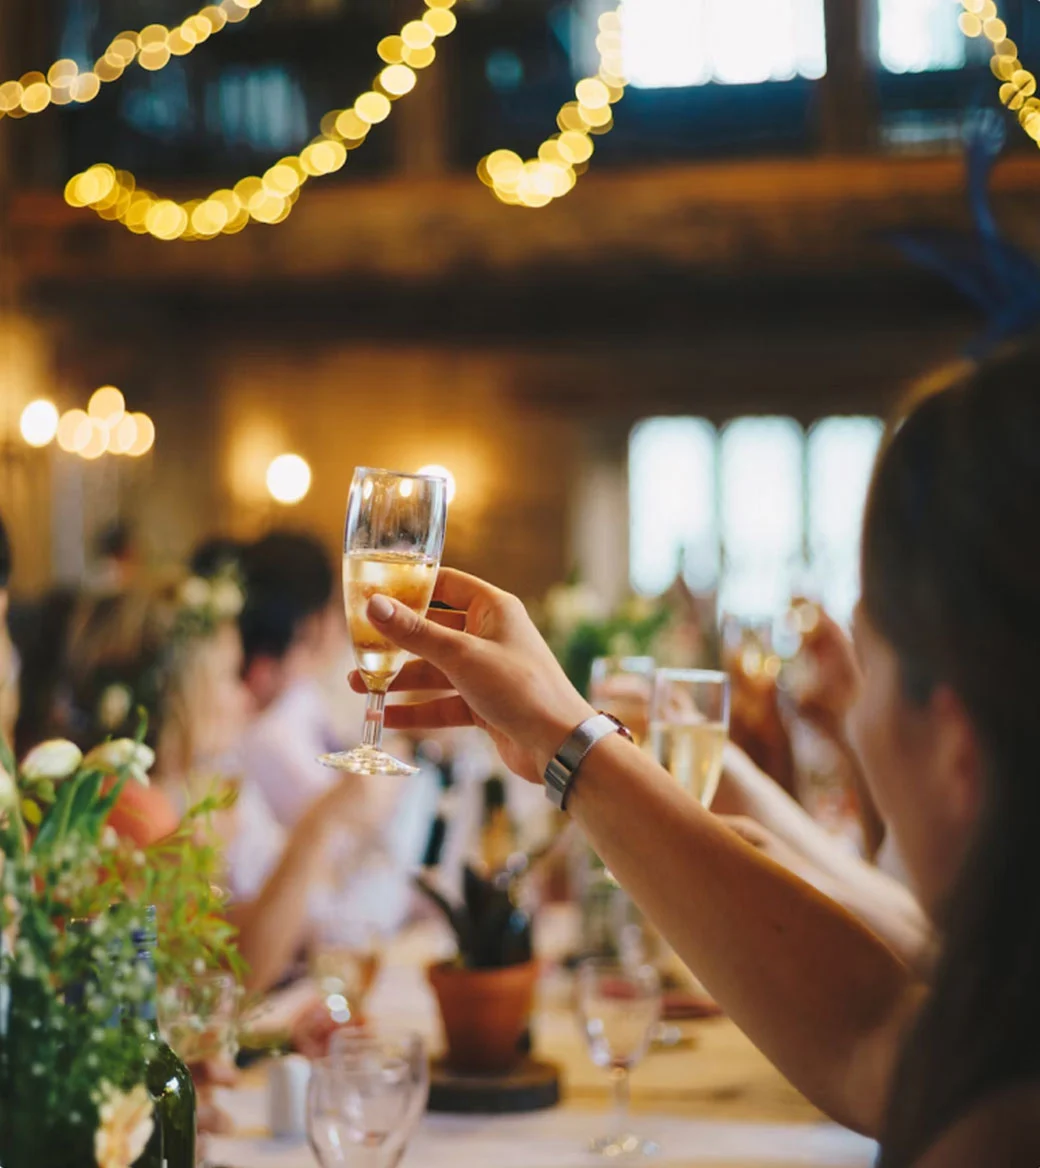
[866,345,1040,1164]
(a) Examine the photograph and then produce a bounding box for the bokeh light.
[65,0,459,240]
[126,413,156,457]
[266,453,311,504]
[417,464,457,504]
[19,399,59,447]
[57,409,92,453]
[88,385,126,428]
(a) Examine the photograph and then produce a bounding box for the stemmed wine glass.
[320,468,448,776]
[307,1053,415,1168]
[648,669,731,808]
[329,1030,429,1166]
[576,958,662,1158]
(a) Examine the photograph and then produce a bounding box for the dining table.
[209,910,878,1168]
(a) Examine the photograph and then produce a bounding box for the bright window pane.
[629,418,717,595]
[807,417,883,622]
[718,417,804,620]
[878,0,966,73]
[577,0,826,89]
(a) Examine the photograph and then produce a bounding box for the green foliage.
[0,722,245,1164]
[414,865,533,970]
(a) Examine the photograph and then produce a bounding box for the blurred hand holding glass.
[649,669,731,807]
[310,909,383,1026]
[321,468,447,777]
[577,958,662,1158]
[589,656,655,746]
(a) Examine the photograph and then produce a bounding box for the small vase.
[427,960,539,1075]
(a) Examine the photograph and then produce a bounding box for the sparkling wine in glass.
[649,669,731,808]
[320,468,448,776]
[577,958,662,1158]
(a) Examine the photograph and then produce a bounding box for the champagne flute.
[320,468,448,776]
[649,669,730,808]
[576,958,662,1158]
[589,656,655,746]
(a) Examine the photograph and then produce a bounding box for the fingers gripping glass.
[319,468,448,777]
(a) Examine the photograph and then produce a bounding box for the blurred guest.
[10,584,78,756]
[189,535,245,581]
[236,532,348,826]
[87,520,139,594]
[63,576,375,992]
[232,530,436,946]
[0,512,18,744]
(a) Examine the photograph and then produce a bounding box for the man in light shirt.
[229,531,436,940]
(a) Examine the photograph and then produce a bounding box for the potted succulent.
[416,865,536,1075]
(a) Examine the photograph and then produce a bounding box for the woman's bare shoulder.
[914,1081,1040,1167]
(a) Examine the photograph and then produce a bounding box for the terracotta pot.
[427,959,539,1075]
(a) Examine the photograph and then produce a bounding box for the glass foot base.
[318,746,419,776]
[588,1133,660,1158]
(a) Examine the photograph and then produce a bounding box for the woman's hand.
[348,569,594,784]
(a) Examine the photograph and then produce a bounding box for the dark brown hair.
[863,347,1040,1165]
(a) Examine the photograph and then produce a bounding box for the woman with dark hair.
[350,349,1040,1165]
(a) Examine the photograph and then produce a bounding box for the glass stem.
[363,691,386,752]
[610,1065,630,1135]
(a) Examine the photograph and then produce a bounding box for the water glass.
[329,1029,428,1166]
[307,1054,413,1168]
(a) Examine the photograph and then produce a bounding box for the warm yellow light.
[354,91,392,124]
[379,65,417,97]
[126,413,155,457]
[401,20,435,50]
[423,8,457,37]
[20,83,51,114]
[88,385,126,428]
[266,453,311,504]
[399,478,415,499]
[402,44,436,69]
[79,420,110,461]
[47,59,79,85]
[417,464,457,504]
[109,413,139,454]
[575,77,610,110]
[56,410,90,453]
[335,109,370,141]
[558,130,594,163]
[19,399,59,447]
[378,35,405,64]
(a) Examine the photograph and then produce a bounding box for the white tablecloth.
[210,1083,876,1168]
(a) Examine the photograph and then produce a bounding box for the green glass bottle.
[131,910,197,1168]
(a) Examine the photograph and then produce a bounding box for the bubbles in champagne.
[345,550,437,692]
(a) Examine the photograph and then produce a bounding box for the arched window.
[628,417,716,596]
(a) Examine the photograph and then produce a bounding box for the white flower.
[20,739,83,784]
[94,1083,154,1168]
[82,740,155,786]
[179,576,211,609]
[210,577,244,618]
[0,765,15,811]
[97,684,133,732]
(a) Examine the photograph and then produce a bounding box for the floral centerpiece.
[0,725,239,1168]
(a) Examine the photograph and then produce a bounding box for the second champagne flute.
[320,468,447,776]
[649,669,730,808]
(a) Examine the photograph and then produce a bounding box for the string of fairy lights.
[63,0,460,240]
[29,0,1040,233]
[958,0,1040,143]
[477,7,624,208]
[0,0,261,121]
